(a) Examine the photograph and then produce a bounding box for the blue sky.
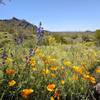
[0,0,100,31]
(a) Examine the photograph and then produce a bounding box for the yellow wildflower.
[83,74,90,80]
[89,76,96,84]
[5,58,13,64]
[50,96,55,100]
[8,80,16,86]
[73,66,83,75]
[35,48,40,54]
[38,52,45,58]
[95,68,100,73]
[63,60,72,67]
[72,74,78,81]
[83,74,96,84]
[32,67,37,71]
[51,74,56,78]
[50,66,58,71]
[47,56,56,63]
[61,80,65,85]
[29,58,36,66]
[42,69,50,75]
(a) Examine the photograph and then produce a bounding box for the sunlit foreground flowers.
[63,60,97,84]
[0,46,99,100]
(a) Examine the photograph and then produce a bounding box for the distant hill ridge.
[0,17,95,35]
[0,17,37,34]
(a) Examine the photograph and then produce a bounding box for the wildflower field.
[0,30,100,100]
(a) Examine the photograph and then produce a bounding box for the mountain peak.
[12,17,19,21]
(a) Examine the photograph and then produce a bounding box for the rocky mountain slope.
[0,17,37,34]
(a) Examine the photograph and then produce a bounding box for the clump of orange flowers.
[5,69,16,75]
[47,83,55,92]
[21,89,33,98]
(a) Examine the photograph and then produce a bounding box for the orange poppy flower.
[50,66,58,71]
[47,84,55,92]
[21,89,33,98]
[5,69,16,75]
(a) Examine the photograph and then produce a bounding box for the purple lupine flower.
[29,48,35,56]
[37,27,44,33]
[1,49,7,59]
[36,22,44,45]
[1,48,8,65]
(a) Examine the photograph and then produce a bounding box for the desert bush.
[95,30,100,45]
[81,34,91,42]
[70,34,78,39]
[61,37,73,44]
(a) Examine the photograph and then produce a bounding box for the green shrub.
[70,34,78,39]
[81,34,91,42]
[95,30,100,45]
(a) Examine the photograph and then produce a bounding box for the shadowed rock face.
[95,83,100,94]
